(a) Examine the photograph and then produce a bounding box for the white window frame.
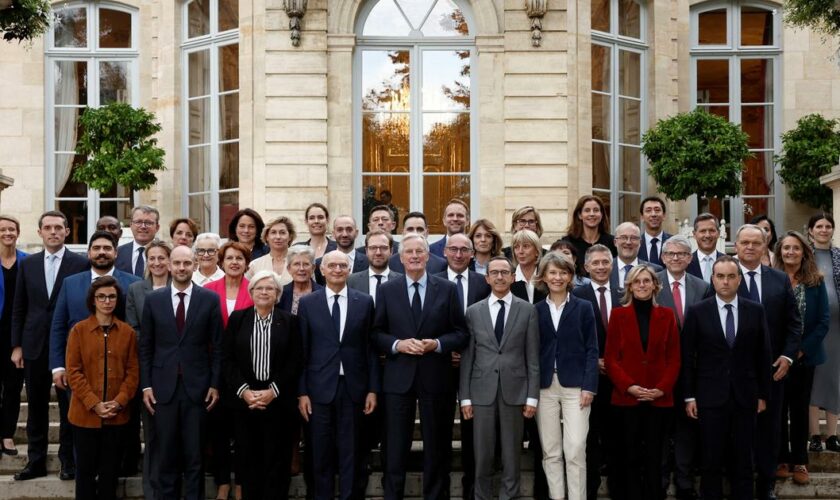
[353,0,479,234]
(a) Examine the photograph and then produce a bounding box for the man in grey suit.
[656,235,710,500]
[460,256,540,500]
[347,229,403,303]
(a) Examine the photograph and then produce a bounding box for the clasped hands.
[242,388,276,410]
[93,401,122,419]
[396,338,438,355]
[626,384,664,402]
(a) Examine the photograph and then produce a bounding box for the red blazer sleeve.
[604,307,635,395]
[654,308,681,396]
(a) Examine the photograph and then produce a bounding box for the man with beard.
[315,215,369,284]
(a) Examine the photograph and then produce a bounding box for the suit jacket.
[294,238,338,254]
[798,282,830,366]
[604,303,681,407]
[138,285,223,405]
[314,252,370,285]
[373,274,468,394]
[736,265,802,361]
[655,271,711,330]
[434,269,491,313]
[49,269,141,371]
[609,259,662,291]
[346,269,404,297]
[125,278,171,335]
[429,236,447,258]
[388,251,447,275]
[535,295,600,393]
[115,242,139,276]
[297,288,380,405]
[460,295,540,405]
[638,232,672,264]
[278,280,323,313]
[223,305,302,409]
[681,297,772,408]
[11,249,89,360]
[686,250,725,281]
[203,276,254,327]
[572,282,621,356]
[0,249,27,312]
[511,280,547,305]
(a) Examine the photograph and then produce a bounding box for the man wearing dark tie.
[374,234,468,500]
[388,213,448,274]
[10,211,88,481]
[116,205,160,277]
[637,197,671,267]
[347,230,403,302]
[610,222,662,291]
[682,255,772,500]
[298,250,379,500]
[572,244,620,500]
[655,235,710,499]
[686,213,725,283]
[460,256,539,500]
[429,199,470,258]
[733,225,801,499]
[140,245,223,500]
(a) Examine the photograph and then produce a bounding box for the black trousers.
[310,378,363,500]
[524,417,549,500]
[780,363,815,465]
[586,382,619,500]
[141,404,159,500]
[208,403,243,486]
[698,399,756,500]
[755,379,785,494]
[119,389,142,473]
[24,352,73,465]
[0,348,23,438]
[235,401,295,500]
[614,405,668,500]
[73,424,124,500]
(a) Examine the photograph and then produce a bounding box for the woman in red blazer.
[605,264,680,500]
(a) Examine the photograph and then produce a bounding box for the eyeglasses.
[516,218,537,226]
[663,251,691,259]
[94,294,118,302]
[615,236,641,243]
[131,220,157,227]
[445,246,473,254]
[195,248,217,256]
[252,286,277,294]
[488,270,512,277]
[366,245,390,253]
[325,262,349,270]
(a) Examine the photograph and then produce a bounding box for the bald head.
[170,245,195,287]
[444,233,474,273]
[321,249,351,290]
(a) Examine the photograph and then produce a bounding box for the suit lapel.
[417,278,435,331]
[343,292,361,343]
[478,300,498,348]
[180,287,201,342]
[499,299,521,349]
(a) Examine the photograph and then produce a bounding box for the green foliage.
[641,109,751,201]
[0,0,50,42]
[784,0,840,39]
[73,103,166,192]
[776,114,840,211]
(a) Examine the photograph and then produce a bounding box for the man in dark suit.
[140,245,223,500]
[315,215,369,284]
[610,222,662,291]
[359,205,400,255]
[655,235,711,499]
[686,213,725,283]
[388,212,448,274]
[734,225,802,499]
[429,199,469,258]
[10,211,88,481]
[115,205,160,277]
[572,244,621,500]
[637,196,672,267]
[298,250,380,500]
[347,230,402,302]
[374,233,468,500]
[682,255,772,500]
[435,232,490,500]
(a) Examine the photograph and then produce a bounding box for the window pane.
[55,154,87,197]
[99,199,132,227]
[363,0,412,36]
[741,7,773,46]
[423,175,470,233]
[421,0,469,36]
[741,59,772,103]
[618,50,640,98]
[422,51,470,111]
[188,50,210,97]
[591,45,610,93]
[363,113,410,173]
[741,105,772,149]
[220,93,239,141]
[396,0,434,30]
[696,59,729,104]
[619,146,641,192]
[99,8,131,48]
[56,199,89,245]
[188,194,211,237]
[188,146,211,193]
[219,44,239,92]
[220,142,239,190]
[743,152,774,196]
[619,98,641,144]
[99,61,130,104]
[220,191,239,238]
[423,113,470,173]
[188,0,210,38]
[592,0,610,33]
[619,0,641,39]
[618,192,641,225]
[592,142,610,190]
[54,61,88,105]
[697,104,730,121]
[698,9,727,45]
[362,51,411,111]
[54,108,83,152]
[188,97,210,145]
[362,175,410,232]
[54,7,87,48]
[592,94,611,141]
[219,0,239,32]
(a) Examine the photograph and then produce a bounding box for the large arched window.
[45,1,138,244]
[591,0,647,226]
[355,0,475,234]
[690,1,781,236]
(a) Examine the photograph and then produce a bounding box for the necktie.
[373,274,383,295]
[332,295,341,338]
[45,254,57,298]
[134,247,145,278]
[649,237,660,266]
[672,281,683,324]
[724,304,735,347]
[411,282,422,326]
[747,271,760,303]
[455,274,465,313]
[494,300,506,344]
[597,286,609,329]
[703,256,713,283]
[175,292,186,334]
[622,264,633,286]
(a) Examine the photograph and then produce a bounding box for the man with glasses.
[503,206,545,260]
[429,199,470,258]
[638,197,672,267]
[363,205,400,255]
[609,222,662,291]
[116,205,160,278]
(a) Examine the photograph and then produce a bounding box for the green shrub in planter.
[641,108,751,202]
[73,103,166,193]
[776,114,840,211]
[0,0,50,43]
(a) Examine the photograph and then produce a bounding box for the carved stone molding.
[283,0,307,47]
[525,0,548,48]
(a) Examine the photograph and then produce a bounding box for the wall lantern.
[525,0,547,47]
[283,0,307,47]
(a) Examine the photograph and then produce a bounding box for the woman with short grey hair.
[279,245,322,315]
[192,232,225,286]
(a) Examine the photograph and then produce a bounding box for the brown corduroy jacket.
[66,316,139,428]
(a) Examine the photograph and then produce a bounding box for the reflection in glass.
[740,59,772,103]
[220,142,239,190]
[362,51,410,111]
[220,93,239,141]
[189,146,211,192]
[743,197,771,220]
[189,194,212,238]
[189,50,211,98]
[219,0,239,32]
[696,59,729,104]
[219,191,239,238]
[619,50,640,98]
[189,97,210,145]
[54,61,87,105]
[741,7,773,46]
[620,145,641,192]
[54,7,87,48]
[423,113,470,173]
[396,0,434,30]
[99,196,132,229]
[592,143,610,190]
[591,0,610,33]
[422,51,470,111]
[363,0,412,36]
[742,151,774,196]
[188,0,210,39]
[219,44,239,92]
[618,192,641,225]
[697,105,730,121]
[54,108,83,151]
[99,8,132,48]
[99,61,130,104]
[362,175,409,232]
[620,98,641,144]
[591,44,610,92]
[698,9,727,45]
[423,175,470,233]
[619,0,641,39]
[55,154,88,198]
[742,105,772,149]
[57,199,89,244]
[421,0,468,36]
[363,113,410,173]
[591,94,611,141]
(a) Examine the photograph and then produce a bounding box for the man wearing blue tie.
[638,197,671,267]
[610,222,662,291]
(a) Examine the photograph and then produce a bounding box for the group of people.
[0,195,837,500]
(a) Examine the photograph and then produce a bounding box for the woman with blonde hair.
[510,230,545,305]
[502,206,546,260]
[467,219,503,275]
[246,216,295,286]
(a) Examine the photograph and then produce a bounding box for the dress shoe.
[775,463,793,479]
[2,445,18,456]
[809,435,824,452]
[14,462,47,481]
[826,435,840,452]
[792,465,809,485]
[59,463,76,480]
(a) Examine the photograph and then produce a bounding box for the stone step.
[16,403,61,422]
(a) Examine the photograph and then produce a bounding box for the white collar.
[491,292,513,307]
[697,249,716,260]
[369,267,390,278]
[326,286,348,300]
[171,283,194,298]
[715,295,738,310]
[667,271,686,286]
[738,262,762,276]
[590,280,610,293]
[45,246,66,259]
[91,268,115,281]
[447,268,469,280]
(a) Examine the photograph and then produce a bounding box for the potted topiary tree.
[0,0,50,43]
[776,113,840,211]
[641,108,752,211]
[73,103,166,193]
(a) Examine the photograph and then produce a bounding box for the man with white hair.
[609,222,662,291]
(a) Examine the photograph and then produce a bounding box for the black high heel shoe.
[1,442,19,456]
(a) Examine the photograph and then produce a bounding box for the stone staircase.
[2,390,840,499]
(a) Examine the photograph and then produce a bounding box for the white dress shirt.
[738,262,762,302]
[515,265,535,303]
[447,268,470,313]
[644,231,665,259]
[44,246,66,287]
[192,267,225,286]
[91,267,115,282]
[368,267,392,303]
[667,272,686,317]
[589,280,613,322]
[131,241,146,273]
[716,295,738,340]
[326,286,348,375]
[617,258,640,285]
[171,283,194,316]
[696,250,716,282]
[345,249,357,273]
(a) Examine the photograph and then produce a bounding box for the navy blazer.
[388,251,447,275]
[681,297,772,409]
[798,282,830,366]
[138,285,223,405]
[314,252,370,285]
[373,274,468,395]
[433,269,491,312]
[0,249,27,313]
[278,280,323,314]
[572,282,621,356]
[638,232,672,264]
[609,259,662,291]
[429,237,447,258]
[11,249,89,360]
[686,250,725,281]
[297,287,380,405]
[49,269,141,371]
[736,265,802,361]
[115,242,138,276]
[511,280,547,305]
[535,296,599,393]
